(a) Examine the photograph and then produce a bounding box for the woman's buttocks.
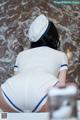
[25,72,59,111]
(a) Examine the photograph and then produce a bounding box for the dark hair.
[31,21,60,50]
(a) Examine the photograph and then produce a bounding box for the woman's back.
[14,46,68,78]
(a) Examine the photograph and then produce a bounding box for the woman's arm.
[56,69,67,87]
[14,54,20,75]
[14,71,19,75]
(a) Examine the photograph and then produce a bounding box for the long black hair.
[31,21,60,50]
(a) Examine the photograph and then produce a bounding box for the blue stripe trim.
[2,91,23,112]
[32,81,59,112]
[44,21,51,37]
[60,64,68,68]
[14,65,18,68]
[32,94,47,112]
[39,21,51,40]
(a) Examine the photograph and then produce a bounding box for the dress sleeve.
[14,54,20,73]
[59,53,68,71]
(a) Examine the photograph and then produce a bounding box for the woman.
[0,14,68,112]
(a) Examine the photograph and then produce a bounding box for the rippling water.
[0,0,80,90]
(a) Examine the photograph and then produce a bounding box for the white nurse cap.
[28,14,49,42]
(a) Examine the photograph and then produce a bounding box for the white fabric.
[28,14,49,42]
[14,46,68,74]
[7,113,78,120]
[1,47,68,112]
[1,74,26,112]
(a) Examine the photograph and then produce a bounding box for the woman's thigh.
[0,74,26,112]
[0,87,17,112]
